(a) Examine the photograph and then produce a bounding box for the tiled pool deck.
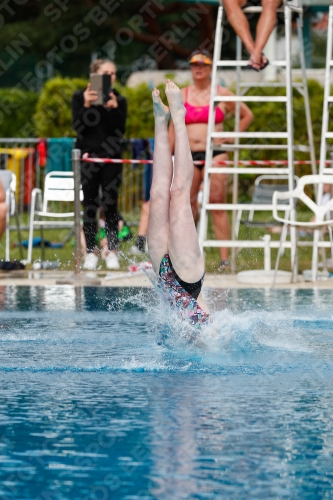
[0,270,332,288]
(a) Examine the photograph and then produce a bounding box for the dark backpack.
[0,261,25,271]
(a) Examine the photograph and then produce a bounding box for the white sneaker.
[129,245,144,256]
[105,252,120,270]
[83,253,98,270]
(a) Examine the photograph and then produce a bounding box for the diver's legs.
[165,80,204,283]
[147,89,172,273]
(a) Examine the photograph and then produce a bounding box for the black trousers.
[81,160,122,252]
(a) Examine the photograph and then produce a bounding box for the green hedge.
[0,88,38,138]
[122,83,157,139]
[225,79,325,196]
[240,79,324,163]
[0,77,326,179]
[34,77,87,138]
[33,77,167,139]
[32,77,325,161]
[0,77,326,203]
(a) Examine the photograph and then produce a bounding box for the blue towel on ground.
[17,237,63,249]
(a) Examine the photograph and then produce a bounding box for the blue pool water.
[0,285,333,499]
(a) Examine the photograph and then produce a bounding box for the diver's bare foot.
[152,88,170,121]
[165,80,186,122]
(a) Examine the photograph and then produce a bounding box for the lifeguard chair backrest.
[0,170,16,215]
[273,175,333,226]
[0,169,13,193]
[42,171,83,212]
[9,172,16,194]
[252,175,299,206]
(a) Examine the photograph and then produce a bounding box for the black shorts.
[242,0,287,8]
[191,150,227,171]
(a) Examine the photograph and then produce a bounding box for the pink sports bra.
[184,86,225,125]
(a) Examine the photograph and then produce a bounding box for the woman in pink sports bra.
[169,50,254,270]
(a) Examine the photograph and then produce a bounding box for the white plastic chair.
[272,175,333,284]
[235,175,299,237]
[27,171,83,264]
[0,170,22,261]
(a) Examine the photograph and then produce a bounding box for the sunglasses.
[190,62,210,67]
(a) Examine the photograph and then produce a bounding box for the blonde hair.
[90,58,116,73]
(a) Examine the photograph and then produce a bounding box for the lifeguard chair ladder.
[313,3,333,276]
[319,3,333,179]
[198,0,316,276]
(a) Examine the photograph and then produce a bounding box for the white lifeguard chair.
[311,2,333,278]
[198,0,316,280]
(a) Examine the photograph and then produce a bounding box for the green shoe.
[118,224,132,242]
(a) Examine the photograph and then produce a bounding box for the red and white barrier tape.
[82,153,330,167]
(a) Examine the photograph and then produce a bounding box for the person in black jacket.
[72,58,127,270]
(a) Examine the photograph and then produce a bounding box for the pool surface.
[0,286,333,499]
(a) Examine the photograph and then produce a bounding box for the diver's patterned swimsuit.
[159,254,210,326]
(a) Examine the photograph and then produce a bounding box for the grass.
[1,210,327,274]
[205,210,318,273]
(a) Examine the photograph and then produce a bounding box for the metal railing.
[0,138,146,228]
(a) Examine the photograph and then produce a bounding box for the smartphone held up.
[90,74,112,106]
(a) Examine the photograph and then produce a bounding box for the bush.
[121,82,183,138]
[34,77,87,138]
[0,74,325,212]
[223,79,325,197]
[0,88,38,138]
[34,77,168,140]
[32,77,325,198]
[33,77,325,154]
[242,79,323,164]
[121,83,156,139]
[33,76,190,140]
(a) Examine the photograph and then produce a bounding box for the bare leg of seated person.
[251,0,281,69]
[147,81,209,317]
[224,0,280,70]
[224,0,256,60]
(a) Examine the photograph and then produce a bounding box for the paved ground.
[0,270,332,288]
